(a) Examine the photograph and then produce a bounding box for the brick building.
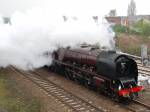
[105,15,150,27]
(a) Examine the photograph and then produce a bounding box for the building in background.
[105,16,121,25]
[105,15,150,27]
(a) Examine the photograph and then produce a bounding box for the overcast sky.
[0,0,150,17]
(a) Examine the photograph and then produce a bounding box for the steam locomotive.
[50,45,143,101]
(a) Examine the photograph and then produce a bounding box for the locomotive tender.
[51,45,143,101]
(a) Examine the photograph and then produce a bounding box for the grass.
[0,73,42,112]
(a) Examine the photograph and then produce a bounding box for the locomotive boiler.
[51,46,143,101]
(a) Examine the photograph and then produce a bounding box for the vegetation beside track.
[116,33,150,56]
[0,73,42,112]
[113,19,150,56]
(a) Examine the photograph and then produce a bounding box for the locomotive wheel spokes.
[51,65,57,73]
[65,69,73,80]
[69,72,74,81]
[74,74,81,84]
[64,71,70,80]
[84,78,92,89]
[84,80,90,89]
[111,92,120,102]
[74,77,80,84]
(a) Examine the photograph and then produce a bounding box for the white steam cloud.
[0,7,115,70]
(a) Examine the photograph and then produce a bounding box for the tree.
[133,19,150,37]
[109,9,117,17]
[127,0,136,16]
[113,25,127,33]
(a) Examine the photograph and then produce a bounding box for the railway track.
[39,68,150,112]
[34,68,150,112]
[8,66,150,112]
[10,66,107,112]
[40,57,150,112]
[138,71,150,76]
[133,100,150,110]
[124,100,150,112]
[124,53,150,76]
[35,68,150,112]
[137,64,150,76]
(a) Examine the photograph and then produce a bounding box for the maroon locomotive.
[51,45,143,101]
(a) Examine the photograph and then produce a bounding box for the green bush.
[132,19,150,37]
[113,25,127,33]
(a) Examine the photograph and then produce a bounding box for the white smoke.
[0,14,3,24]
[0,7,115,70]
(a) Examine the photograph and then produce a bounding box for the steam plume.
[0,8,115,70]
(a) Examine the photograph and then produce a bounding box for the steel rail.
[10,66,105,112]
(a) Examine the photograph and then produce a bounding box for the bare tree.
[127,0,136,16]
[109,9,117,17]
